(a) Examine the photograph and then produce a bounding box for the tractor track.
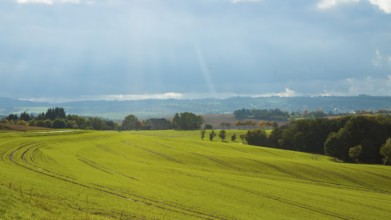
[297,163,389,193]
[76,155,139,181]
[174,170,355,220]
[193,153,244,172]
[5,143,225,220]
[19,143,76,180]
[217,182,355,220]
[122,141,182,164]
[252,159,391,194]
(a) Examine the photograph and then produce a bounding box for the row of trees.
[3,110,204,131]
[2,108,117,130]
[120,112,203,131]
[200,129,246,143]
[244,116,391,164]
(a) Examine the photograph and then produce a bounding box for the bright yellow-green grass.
[0,130,390,219]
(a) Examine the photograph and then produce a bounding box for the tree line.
[2,109,204,131]
[121,112,203,130]
[3,108,117,130]
[244,115,391,165]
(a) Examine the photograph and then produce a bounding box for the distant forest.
[234,108,290,121]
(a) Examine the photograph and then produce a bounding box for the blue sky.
[1,0,391,101]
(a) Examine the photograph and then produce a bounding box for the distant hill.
[1,95,391,120]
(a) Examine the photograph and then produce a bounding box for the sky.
[1,0,391,101]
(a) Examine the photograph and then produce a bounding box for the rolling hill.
[0,130,390,219]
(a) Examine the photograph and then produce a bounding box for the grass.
[0,129,390,219]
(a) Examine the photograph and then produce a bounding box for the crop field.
[0,130,390,219]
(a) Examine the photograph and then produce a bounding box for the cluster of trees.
[245,116,391,164]
[2,108,117,130]
[172,112,204,130]
[234,108,290,121]
[120,115,172,130]
[120,112,203,131]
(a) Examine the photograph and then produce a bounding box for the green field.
[0,130,390,219]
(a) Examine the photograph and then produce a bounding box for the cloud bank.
[1,0,390,100]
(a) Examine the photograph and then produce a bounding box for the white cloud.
[276,88,298,97]
[370,0,391,13]
[16,0,85,5]
[99,92,184,101]
[317,0,360,9]
[230,0,261,3]
[255,88,299,97]
[317,0,391,13]
[16,0,53,4]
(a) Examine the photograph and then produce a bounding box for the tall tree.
[219,130,226,142]
[172,112,204,130]
[209,130,216,141]
[201,130,206,140]
[121,114,141,130]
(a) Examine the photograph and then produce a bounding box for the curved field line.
[336,165,391,181]
[19,143,76,180]
[252,159,391,195]
[192,153,244,172]
[217,182,355,220]
[294,163,390,193]
[250,159,310,180]
[174,170,355,220]
[76,155,139,181]
[5,143,224,220]
[95,144,124,158]
[122,141,182,164]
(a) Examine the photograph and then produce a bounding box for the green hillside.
[0,130,390,219]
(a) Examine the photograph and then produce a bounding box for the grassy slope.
[0,130,390,219]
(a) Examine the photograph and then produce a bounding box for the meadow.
[0,130,390,219]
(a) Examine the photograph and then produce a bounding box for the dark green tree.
[6,114,18,122]
[172,112,204,130]
[172,113,180,129]
[121,114,141,130]
[204,124,213,130]
[239,134,246,143]
[231,133,237,142]
[380,138,391,165]
[201,130,206,140]
[19,112,31,121]
[324,128,351,161]
[219,130,226,142]
[52,118,66,129]
[294,132,306,151]
[245,129,268,146]
[349,145,362,163]
[209,130,216,141]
